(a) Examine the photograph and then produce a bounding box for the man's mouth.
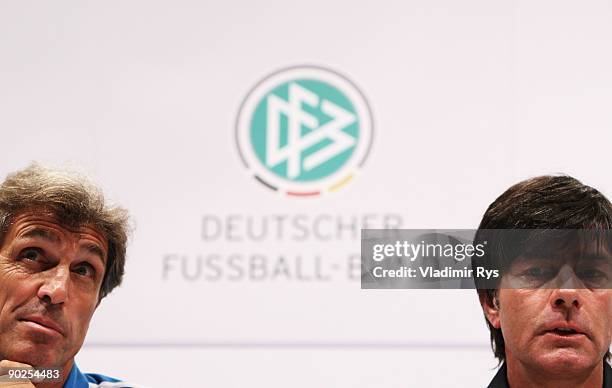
[548,328,581,336]
[18,315,65,337]
[542,323,588,339]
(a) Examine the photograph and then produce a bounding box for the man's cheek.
[0,297,13,331]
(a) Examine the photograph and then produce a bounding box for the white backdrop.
[1,1,611,387]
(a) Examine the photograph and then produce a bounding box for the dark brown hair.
[474,175,612,362]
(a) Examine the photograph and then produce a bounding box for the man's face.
[0,211,107,368]
[484,254,612,375]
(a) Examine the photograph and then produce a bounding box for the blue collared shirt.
[63,363,143,388]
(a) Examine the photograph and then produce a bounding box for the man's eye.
[577,268,606,280]
[19,248,43,262]
[523,267,556,279]
[74,263,96,278]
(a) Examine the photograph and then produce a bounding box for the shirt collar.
[63,363,90,388]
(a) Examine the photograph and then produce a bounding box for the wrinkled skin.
[0,212,107,387]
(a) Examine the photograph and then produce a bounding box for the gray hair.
[0,163,130,299]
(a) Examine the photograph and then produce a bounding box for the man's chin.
[533,348,600,375]
[5,344,62,368]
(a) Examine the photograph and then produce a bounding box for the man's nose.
[551,288,581,309]
[37,266,69,304]
[549,265,583,309]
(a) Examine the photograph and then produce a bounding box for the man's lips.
[540,322,589,339]
[19,315,65,337]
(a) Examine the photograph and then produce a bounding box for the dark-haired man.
[474,176,612,388]
[0,164,143,387]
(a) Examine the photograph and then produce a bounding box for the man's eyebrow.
[20,228,60,243]
[19,228,106,265]
[581,253,612,261]
[82,243,107,265]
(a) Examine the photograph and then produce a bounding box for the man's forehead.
[8,211,109,252]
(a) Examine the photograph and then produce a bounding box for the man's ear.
[479,291,501,329]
